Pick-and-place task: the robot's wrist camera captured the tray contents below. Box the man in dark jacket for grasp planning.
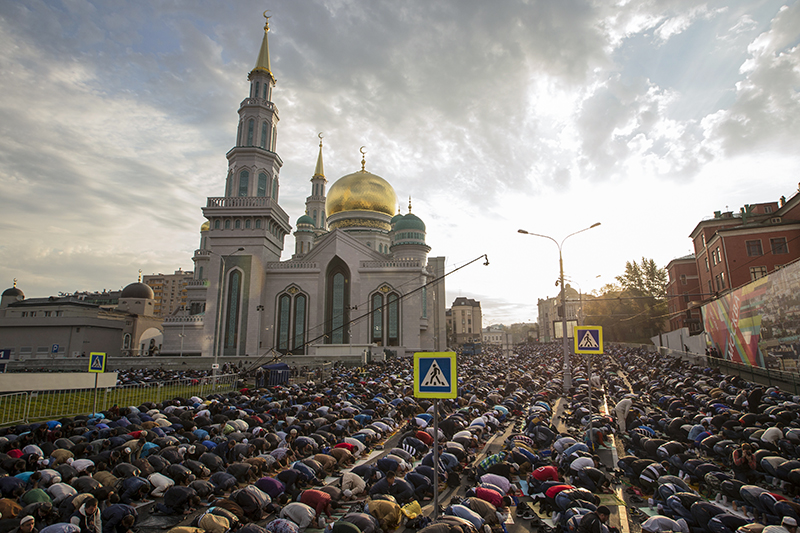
[100,504,137,533]
[577,505,610,533]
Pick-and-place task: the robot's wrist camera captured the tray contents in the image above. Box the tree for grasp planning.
[583,258,668,343]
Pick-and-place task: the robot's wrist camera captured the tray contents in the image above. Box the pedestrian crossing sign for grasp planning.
[88,352,106,373]
[414,352,457,399]
[574,326,603,354]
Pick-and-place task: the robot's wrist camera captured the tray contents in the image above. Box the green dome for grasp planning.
[297,214,315,226]
[390,212,404,226]
[393,213,425,232]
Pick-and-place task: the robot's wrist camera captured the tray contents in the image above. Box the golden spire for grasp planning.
[249,11,275,82]
[13,278,17,288]
[408,196,412,212]
[314,132,325,180]
[138,269,142,282]
[360,146,367,172]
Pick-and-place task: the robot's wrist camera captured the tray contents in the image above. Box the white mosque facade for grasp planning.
[159,17,447,364]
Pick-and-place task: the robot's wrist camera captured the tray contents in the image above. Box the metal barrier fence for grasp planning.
[0,374,239,427]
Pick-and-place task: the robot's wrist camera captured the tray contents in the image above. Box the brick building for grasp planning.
[143,269,193,317]
[689,190,800,302]
[665,255,702,334]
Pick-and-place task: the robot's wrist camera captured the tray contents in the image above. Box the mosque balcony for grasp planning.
[186,279,207,287]
[266,261,318,270]
[239,97,278,113]
[163,315,204,323]
[360,259,423,271]
[206,197,279,209]
[194,249,212,259]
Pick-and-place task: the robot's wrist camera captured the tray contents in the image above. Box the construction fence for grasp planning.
[0,373,240,427]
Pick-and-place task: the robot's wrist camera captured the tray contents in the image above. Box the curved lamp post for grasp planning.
[518,223,600,395]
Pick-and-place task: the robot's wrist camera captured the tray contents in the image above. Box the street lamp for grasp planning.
[518,223,601,395]
[213,247,244,380]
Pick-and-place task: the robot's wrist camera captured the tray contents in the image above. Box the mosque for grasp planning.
[159,15,447,364]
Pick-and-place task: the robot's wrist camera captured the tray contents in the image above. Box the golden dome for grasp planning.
[200,221,210,232]
[326,170,397,218]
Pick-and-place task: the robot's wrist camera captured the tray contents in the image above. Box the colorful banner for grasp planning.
[702,259,800,367]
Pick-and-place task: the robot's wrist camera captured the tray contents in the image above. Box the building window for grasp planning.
[746,240,763,256]
[683,295,690,303]
[214,220,221,229]
[422,286,427,318]
[765,205,773,213]
[704,257,709,272]
[223,270,242,352]
[44,311,51,317]
[254,81,259,98]
[263,84,268,99]
[123,333,131,350]
[225,220,231,229]
[260,123,268,150]
[771,237,788,254]
[715,272,726,291]
[234,219,241,229]
[680,274,687,285]
[326,259,350,344]
[372,293,383,345]
[257,173,268,197]
[708,280,713,295]
[277,294,290,352]
[701,234,706,247]
[387,292,400,346]
[238,171,249,197]
[198,266,203,280]
[255,219,261,229]
[293,294,306,352]
[750,266,768,280]
[246,119,254,146]
[272,179,278,200]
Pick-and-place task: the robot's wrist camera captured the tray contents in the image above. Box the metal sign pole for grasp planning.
[433,399,439,519]
[93,372,98,414]
[586,353,592,447]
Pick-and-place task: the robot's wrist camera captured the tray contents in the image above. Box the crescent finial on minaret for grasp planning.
[263,10,271,31]
[408,196,412,212]
[318,132,323,147]
[138,269,142,282]
[13,278,17,288]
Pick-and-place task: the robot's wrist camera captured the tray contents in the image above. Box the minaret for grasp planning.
[200,13,291,359]
[305,134,328,235]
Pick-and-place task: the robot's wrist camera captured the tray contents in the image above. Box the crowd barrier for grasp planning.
[0,373,240,427]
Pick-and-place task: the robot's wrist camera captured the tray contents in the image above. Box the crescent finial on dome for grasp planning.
[359,146,367,171]
[408,196,412,212]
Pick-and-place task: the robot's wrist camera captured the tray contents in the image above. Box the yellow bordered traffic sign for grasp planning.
[574,326,603,354]
[414,352,457,398]
[88,352,106,373]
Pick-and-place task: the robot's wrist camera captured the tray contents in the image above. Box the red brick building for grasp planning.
[666,255,702,334]
[688,188,800,303]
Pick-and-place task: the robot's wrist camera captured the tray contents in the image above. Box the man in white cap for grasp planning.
[764,516,797,533]
[15,515,37,533]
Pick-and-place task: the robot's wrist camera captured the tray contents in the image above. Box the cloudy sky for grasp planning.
[1,0,799,326]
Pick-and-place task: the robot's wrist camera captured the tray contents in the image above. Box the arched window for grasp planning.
[224,270,242,352]
[235,219,241,229]
[246,119,254,146]
[225,220,231,229]
[387,292,400,346]
[123,333,131,350]
[262,84,268,99]
[277,294,290,352]
[239,170,249,196]
[293,294,306,352]
[245,219,251,229]
[313,210,317,226]
[325,259,350,344]
[254,81,260,98]
[372,293,383,345]
[257,173,268,197]
[255,219,261,229]
[198,266,203,280]
[260,123,268,149]
[214,220,221,229]
[272,179,278,200]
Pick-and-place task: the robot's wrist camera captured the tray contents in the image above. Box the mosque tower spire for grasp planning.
[200,13,291,360]
[304,133,328,234]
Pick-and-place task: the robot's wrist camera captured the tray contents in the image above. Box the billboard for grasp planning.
[702,258,800,367]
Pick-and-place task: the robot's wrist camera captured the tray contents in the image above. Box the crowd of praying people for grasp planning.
[0,343,796,533]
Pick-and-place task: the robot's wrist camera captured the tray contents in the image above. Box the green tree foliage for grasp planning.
[583,258,668,343]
